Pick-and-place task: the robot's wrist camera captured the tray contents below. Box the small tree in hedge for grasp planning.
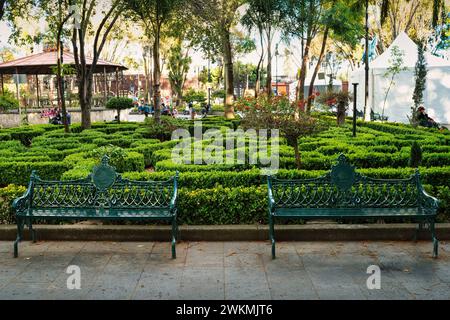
[237,95,328,169]
[410,40,427,127]
[105,97,133,124]
[0,90,19,112]
[409,141,422,168]
[317,90,352,126]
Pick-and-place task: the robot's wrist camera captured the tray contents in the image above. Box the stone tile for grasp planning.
[266,268,318,300]
[0,282,52,300]
[102,253,149,273]
[185,250,223,267]
[69,252,113,270]
[305,265,366,300]
[81,241,136,254]
[224,242,270,255]
[224,267,271,300]
[152,241,188,254]
[133,268,184,300]
[0,241,449,300]
[187,242,224,254]
[224,253,264,268]
[178,267,224,300]
[44,242,87,254]
[85,272,142,300]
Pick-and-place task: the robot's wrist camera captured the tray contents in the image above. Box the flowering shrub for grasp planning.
[236,95,328,169]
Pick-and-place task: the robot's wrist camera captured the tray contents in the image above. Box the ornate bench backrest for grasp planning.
[29,155,177,209]
[269,154,420,209]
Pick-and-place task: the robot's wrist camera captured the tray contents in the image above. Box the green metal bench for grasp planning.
[267,154,440,259]
[13,155,179,258]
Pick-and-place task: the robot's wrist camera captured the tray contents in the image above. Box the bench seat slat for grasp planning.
[19,208,173,218]
[273,207,431,218]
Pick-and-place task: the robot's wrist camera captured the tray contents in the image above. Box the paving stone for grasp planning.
[0,282,53,300]
[225,267,271,300]
[224,253,264,268]
[185,250,223,267]
[133,268,184,300]
[178,267,224,300]
[266,268,318,300]
[0,241,449,300]
[85,272,142,300]
[102,253,149,273]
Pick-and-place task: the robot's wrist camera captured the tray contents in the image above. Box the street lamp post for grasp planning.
[275,43,279,96]
[352,83,359,137]
[364,0,370,121]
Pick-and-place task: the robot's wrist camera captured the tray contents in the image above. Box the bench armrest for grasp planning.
[12,190,32,213]
[170,172,179,213]
[267,176,275,213]
[420,189,439,211]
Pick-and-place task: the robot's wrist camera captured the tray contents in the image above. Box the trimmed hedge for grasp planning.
[0,161,71,185]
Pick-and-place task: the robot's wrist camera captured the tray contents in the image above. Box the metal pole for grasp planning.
[60,40,68,131]
[15,67,21,119]
[103,66,107,105]
[35,74,40,108]
[116,67,119,97]
[208,87,211,107]
[364,0,369,121]
[352,83,358,137]
[275,43,278,96]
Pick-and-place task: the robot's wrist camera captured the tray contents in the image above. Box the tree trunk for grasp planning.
[255,28,264,99]
[306,27,329,113]
[223,28,234,119]
[117,108,121,124]
[296,37,312,110]
[266,30,272,97]
[293,140,301,169]
[153,26,161,123]
[79,74,93,129]
[337,101,346,126]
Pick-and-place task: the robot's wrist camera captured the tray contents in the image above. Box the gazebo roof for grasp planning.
[0,50,127,75]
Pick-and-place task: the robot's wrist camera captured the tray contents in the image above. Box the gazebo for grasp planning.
[0,48,127,112]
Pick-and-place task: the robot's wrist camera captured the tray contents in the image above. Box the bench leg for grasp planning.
[269,215,276,259]
[413,222,423,242]
[430,221,439,259]
[171,218,177,259]
[28,219,36,243]
[14,218,24,258]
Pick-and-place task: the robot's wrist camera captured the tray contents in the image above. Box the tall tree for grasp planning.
[126,0,183,123]
[241,0,288,97]
[284,0,323,109]
[167,38,192,107]
[411,40,427,126]
[70,0,123,129]
[306,0,364,112]
[188,0,245,119]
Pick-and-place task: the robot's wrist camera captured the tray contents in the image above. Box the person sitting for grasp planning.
[417,106,439,128]
[161,103,171,116]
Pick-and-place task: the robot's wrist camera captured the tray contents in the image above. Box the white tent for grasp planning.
[350,32,450,125]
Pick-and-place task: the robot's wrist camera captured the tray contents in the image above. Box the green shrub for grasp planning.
[409,141,422,168]
[0,132,11,141]
[7,126,46,146]
[0,184,26,224]
[177,186,267,224]
[0,91,19,111]
[90,146,145,172]
[105,97,133,123]
[0,161,71,186]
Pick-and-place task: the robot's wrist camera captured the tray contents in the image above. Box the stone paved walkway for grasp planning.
[0,241,449,300]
